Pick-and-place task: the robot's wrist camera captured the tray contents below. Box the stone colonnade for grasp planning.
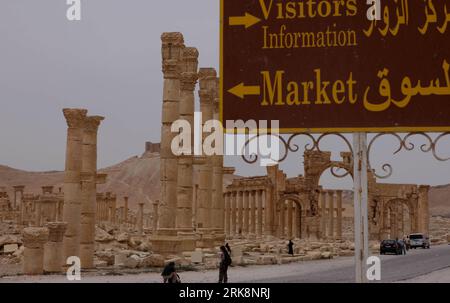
[152,32,225,253]
[318,190,343,240]
[224,188,266,238]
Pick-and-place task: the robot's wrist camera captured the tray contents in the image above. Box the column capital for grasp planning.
[161,32,185,79]
[181,47,199,73]
[46,222,67,242]
[63,108,87,128]
[180,72,198,91]
[84,116,105,132]
[13,185,25,191]
[22,227,49,247]
[199,68,217,91]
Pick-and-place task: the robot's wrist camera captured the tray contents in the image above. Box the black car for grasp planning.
[380,239,403,255]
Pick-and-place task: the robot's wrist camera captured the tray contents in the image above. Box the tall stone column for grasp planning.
[111,194,117,225]
[418,185,430,235]
[237,191,243,235]
[264,188,273,236]
[336,190,343,240]
[44,222,67,273]
[138,202,144,237]
[80,115,103,269]
[231,192,237,236]
[327,191,334,239]
[195,156,211,230]
[13,185,25,210]
[243,191,250,235]
[287,200,293,239]
[294,205,301,238]
[152,201,159,232]
[196,68,217,236]
[176,47,198,233]
[212,77,225,233]
[157,32,185,237]
[257,190,263,237]
[319,191,327,239]
[123,197,129,227]
[250,190,256,235]
[278,201,285,238]
[224,193,230,236]
[23,227,49,275]
[62,108,87,260]
[390,205,398,239]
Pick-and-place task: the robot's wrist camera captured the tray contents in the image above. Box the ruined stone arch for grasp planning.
[275,194,308,239]
[383,198,418,239]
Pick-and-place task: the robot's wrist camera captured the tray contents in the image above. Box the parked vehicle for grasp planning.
[409,233,430,249]
[380,239,403,255]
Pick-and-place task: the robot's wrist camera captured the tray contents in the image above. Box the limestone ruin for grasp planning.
[0,32,447,277]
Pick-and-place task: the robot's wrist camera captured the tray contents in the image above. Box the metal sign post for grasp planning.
[353,133,369,283]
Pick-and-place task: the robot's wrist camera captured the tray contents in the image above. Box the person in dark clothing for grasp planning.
[288,240,294,256]
[219,246,232,283]
[161,262,180,283]
[225,243,232,254]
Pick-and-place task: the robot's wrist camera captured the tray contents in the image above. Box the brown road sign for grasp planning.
[220,0,450,133]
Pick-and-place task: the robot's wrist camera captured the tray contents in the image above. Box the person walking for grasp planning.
[288,240,294,256]
[225,243,232,254]
[218,246,232,283]
[161,262,180,283]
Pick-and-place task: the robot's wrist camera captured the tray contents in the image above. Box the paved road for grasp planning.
[2,245,449,283]
[247,244,450,283]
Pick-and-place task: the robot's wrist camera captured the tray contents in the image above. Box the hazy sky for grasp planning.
[1,0,450,189]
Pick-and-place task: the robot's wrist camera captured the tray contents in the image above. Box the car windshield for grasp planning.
[410,235,424,240]
[383,240,396,244]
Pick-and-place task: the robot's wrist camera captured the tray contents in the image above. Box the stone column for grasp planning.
[390,205,398,239]
[44,222,67,273]
[287,200,293,239]
[257,190,263,237]
[123,197,129,227]
[319,191,327,239]
[23,227,49,275]
[294,205,301,238]
[243,191,250,235]
[327,191,334,239]
[195,156,211,230]
[80,115,103,269]
[176,47,198,233]
[13,185,25,210]
[158,32,185,237]
[62,108,87,260]
[237,191,243,235]
[418,185,430,235]
[231,192,237,236]
[195,68,216,235]
[264,188,273,236]
[250,190,256,235]
[336,190,343,240]
[152,201,159,231]
[138,202,144,236]
[224,193,230,236]
[278,201,285,238]
[111,194,117,225]
[212,77,225,233]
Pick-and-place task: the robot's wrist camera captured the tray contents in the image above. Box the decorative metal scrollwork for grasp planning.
[367,132,450,179]
[240,131,450,180]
